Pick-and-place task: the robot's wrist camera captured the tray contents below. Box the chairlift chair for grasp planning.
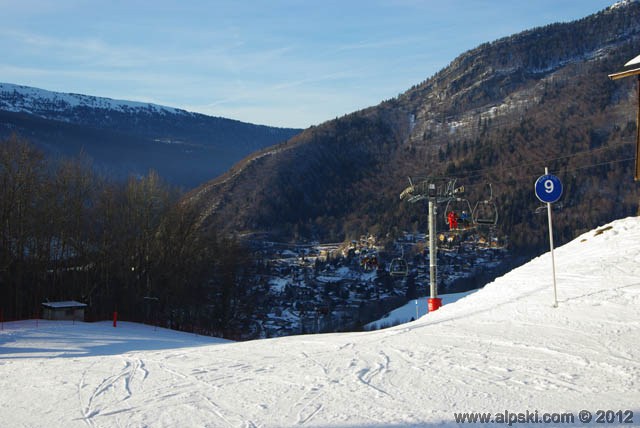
[472,183,498,226]
[390,244,408,276]
[443,197,474,231]
[472,200,498,225]
[389,258,409,276]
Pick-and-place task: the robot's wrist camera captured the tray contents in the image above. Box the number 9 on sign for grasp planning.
[535,174,563,203]
[544,179,554,193]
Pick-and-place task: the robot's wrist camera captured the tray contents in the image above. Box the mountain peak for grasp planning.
[610,0,638,10]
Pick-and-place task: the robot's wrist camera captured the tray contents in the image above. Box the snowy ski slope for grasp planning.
[1,217,639,427]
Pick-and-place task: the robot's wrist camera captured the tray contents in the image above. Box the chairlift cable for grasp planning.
[442,156,635,187]
[398,137,634,182]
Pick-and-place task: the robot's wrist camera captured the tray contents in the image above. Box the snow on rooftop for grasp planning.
[268,277,289,292]
[2,216,640,426]
[41,301,87,309]
[625,53,640,67]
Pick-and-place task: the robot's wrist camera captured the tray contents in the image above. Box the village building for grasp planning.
[41,301,87,321]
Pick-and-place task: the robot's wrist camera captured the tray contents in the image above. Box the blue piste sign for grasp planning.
[535,174,563,204]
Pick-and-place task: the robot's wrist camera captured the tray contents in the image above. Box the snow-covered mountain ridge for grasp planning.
[0,82,187,120]
[0,82,301,188]
[611,0,639,10]
[1,216,639,426]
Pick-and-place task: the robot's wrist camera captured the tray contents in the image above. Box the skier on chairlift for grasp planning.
[459,210,470,228]
[447,211,458,230]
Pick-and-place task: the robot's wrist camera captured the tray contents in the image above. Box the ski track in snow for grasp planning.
[78,356,150,426]
[2,217,640,426]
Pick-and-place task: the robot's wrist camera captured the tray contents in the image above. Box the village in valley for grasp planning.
[248,228,509,338]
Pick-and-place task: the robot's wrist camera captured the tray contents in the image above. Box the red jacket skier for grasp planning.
[447,211,458,230]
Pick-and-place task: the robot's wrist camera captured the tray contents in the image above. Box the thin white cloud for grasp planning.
[333,35,430,54]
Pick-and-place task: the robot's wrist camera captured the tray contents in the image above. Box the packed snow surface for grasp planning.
[2,217,640,427]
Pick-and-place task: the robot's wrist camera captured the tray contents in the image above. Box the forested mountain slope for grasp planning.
[190,1,640,254]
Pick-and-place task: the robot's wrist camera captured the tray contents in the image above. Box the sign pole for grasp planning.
[535,167,563,308]
[545,168,559,308]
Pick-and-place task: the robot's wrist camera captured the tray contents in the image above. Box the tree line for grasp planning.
[0,135,257,338]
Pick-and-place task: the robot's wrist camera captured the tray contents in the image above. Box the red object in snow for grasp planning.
[428,297,442,312]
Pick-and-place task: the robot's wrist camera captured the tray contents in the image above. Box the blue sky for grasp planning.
[0,0,617,128]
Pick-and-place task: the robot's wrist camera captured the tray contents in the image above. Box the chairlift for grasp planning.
[443,197,474,231]
[389,258,409,276]
[472,200,498,225]
[472,183,498,226]
[389,245,408,276]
